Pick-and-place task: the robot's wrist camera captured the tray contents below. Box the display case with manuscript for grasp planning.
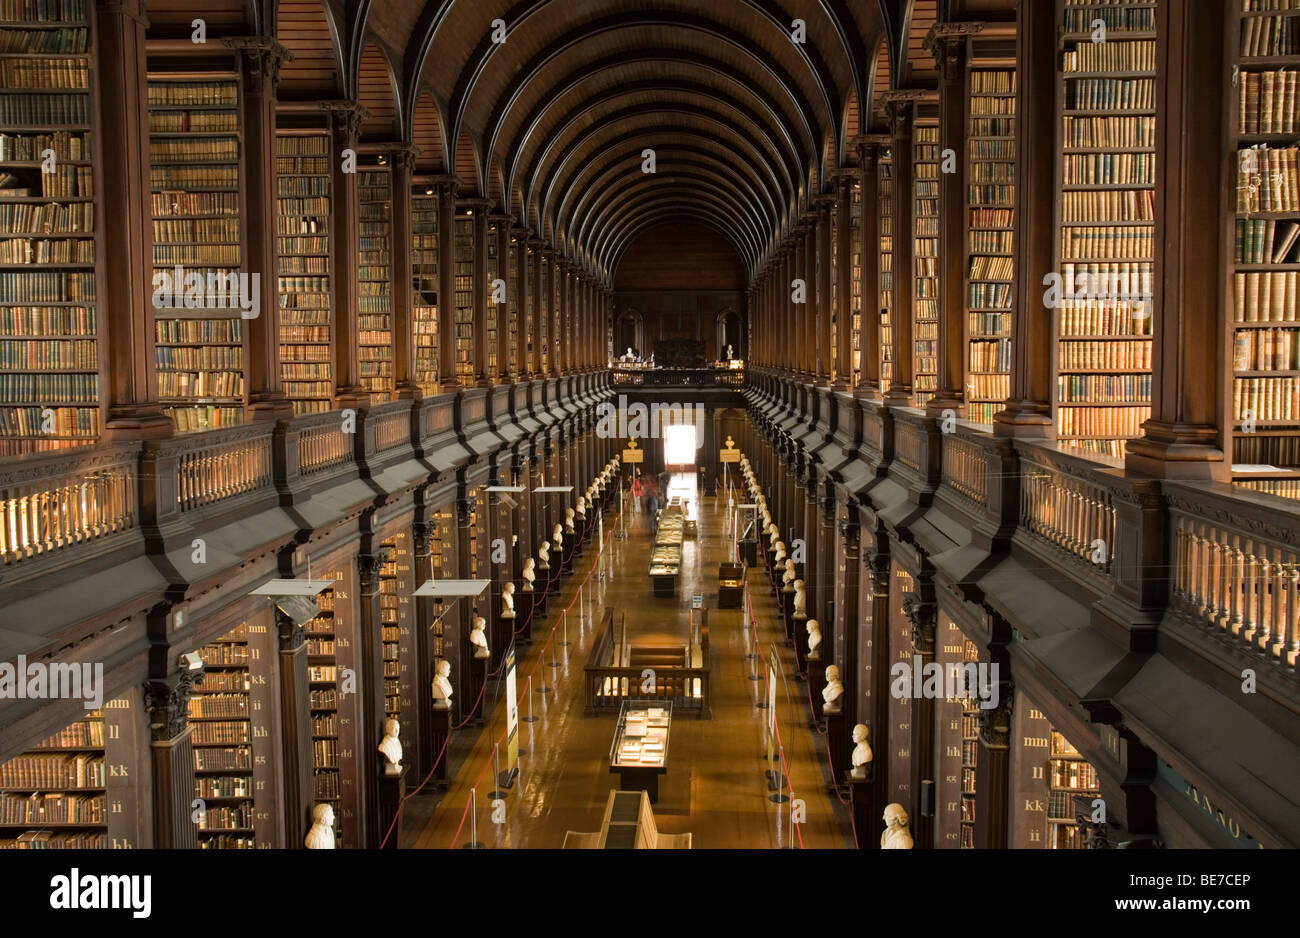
[608,700,672,803]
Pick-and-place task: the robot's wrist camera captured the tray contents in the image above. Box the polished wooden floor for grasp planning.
[407,472,851,849]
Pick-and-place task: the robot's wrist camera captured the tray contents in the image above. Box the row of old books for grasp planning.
[1057,405,1148,439]
[147,81,237,108]
[163,404,241,433]
[157,370,243,399]
[1234,326,1300,369]
[1058,373,1152,403]
[155,318,240,344]
[1236,218,1300,263]
[190,721,249,746]
[1234,270,1300,320]
[1065,78,1154,111]
[1234,376,1300,419]
[1236,145,1300,212]
[1063,115,1154,149]
[0,752,103,790]
[1063,39,1154,73]
[1062,153,1154,186]
[152,191,237,217]
[1239,68,1300,133]
[1062,2,1151,32]
[0,200,92,232]
[1241,11,1300,56]
[0,791,103,824]
[0,270,92,301]
[0,26,85,54]
[1060,226,1153,259]
[149,110,237,134]
[0,1,87,21]
[0,237,92,264]
[0,373,96,401]
[969,338,1011,372]
[1060,188,1154,222]
[1058,339,1153,371]
[188,693,249,719]
[0,404,95,436]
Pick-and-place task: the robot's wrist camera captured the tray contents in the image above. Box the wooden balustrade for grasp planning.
[895,421,924,471]
[168,424,274,513]
[371,402,412,453]
[0,443,139,565]
[1017,450,1117,577]
[941,434,990,507]
[584,609,712,716]
[299,413,355,477]
[863,407,884,452]
[1169,496,1300,671]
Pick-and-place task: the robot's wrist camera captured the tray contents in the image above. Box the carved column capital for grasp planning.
[977,687,1013,750]
[276,606,306,651]
[358,553,382,591]
[143,668,200,742]
[901,591,937,655]
[319,100,370,143]
[388,143,420,173]
[223,36,294,97]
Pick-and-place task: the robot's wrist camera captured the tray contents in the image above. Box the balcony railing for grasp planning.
[169,423,274,513]
[610,365,745,388]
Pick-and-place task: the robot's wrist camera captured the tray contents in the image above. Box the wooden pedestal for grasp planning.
[377,764,407,850]
[469,653,489,724]
[518,589,535,643]
[849,767,877,849]
[795,615,810,679]
[781,588,795,643]
[429,706,452,782]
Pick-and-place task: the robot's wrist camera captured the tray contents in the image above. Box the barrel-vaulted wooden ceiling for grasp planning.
[144,0,1013,283]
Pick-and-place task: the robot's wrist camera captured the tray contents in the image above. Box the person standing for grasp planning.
[630,473,643,513]
[646,487,660,536]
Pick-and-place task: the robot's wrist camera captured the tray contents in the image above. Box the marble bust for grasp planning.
[851,724,873,778]
[774,541,787,564]
[782,565,796,590]
[522,557,536,590]
[576,496,587,520]
[552,523,564,549]
[538,541,550,568]
[470,616,490,658]
[822,665,844,711]
[378,717,402,773]
[881,803,914,850]
[502,581,516,618]
[432,659,454,707]
[806,619,822,655]
[305,803,336,849]
[793,579,807,616]
[564,508,576,534]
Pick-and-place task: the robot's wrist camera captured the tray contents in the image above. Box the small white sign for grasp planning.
[692,594,703,609]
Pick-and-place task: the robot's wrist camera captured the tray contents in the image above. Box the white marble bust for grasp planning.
[576,496,587,519]
[793,579,807,616]
[378,717,402,773]
[822,664,844,710]
[538,541,550,568]
[432,659,454,707]
[552,523,564,549]
[806,619,821,655]
[305,803,336,849]
[564,508,575,534]
[851,724,873,777]
[782,565,796,590]
[774,540,787,564]
[881,803,914,850]
[522,557,536,590]
[470,616,490,658]
[502,581,516,618]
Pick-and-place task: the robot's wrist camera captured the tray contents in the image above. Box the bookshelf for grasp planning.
[190,621,256,848]
[412,187,438,394]
[486,226,498,378]
[914,121,940,407]
[454,214,474,382]
[880,150,894,390]
[380,543,400,720]
[539,255,550,373]
[960,637,980,849]
[851,180,863,385]
[828,198,839,379]
[148,72,246,434]
[306,565,359,845]
[429,506,454,659]
[276,130,332,414]
[1055,0,1156,457]
[1047,728,1100,848]
[508,234,520,376]
[358,165,393,401]
[1231,2,1300,497]
[0,0,100,454]
[965,64,1016,425]
[0,710,106,848]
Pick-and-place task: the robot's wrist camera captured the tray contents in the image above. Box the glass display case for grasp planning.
[608,700,672,802]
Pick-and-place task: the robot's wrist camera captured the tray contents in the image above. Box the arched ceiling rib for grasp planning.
[342,0,886,281]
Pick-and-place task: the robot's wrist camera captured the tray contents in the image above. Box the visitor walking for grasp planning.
[630,473,643,513]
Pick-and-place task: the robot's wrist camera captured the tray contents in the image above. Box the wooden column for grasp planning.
[815,196,834,385]
[144,670,199,849]
[527,238,542,376]
[833,172,854,387]
[462,199,491,387]
[867,552,892,823]
[904,594,937,848]
[324,102,369,405]
[543,249,558,376]
[390,145,419,399]
[974,682,1012,848]
[95,0,171,438]
[803,215,818,377]
[492,215,512,382]
[994,0,1056,437]
[839,516,861,724]
[856,139,885,399]
[437,179,460,390]
[355,553,384,847]
[884,97,917,404]
[926,30,972,417]
[275,610,314,846]
[228,37,293,421]
[410,519,436,778]
[512,228,528,378]
[1125,0,1229,479]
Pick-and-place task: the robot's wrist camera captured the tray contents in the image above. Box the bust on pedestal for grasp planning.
[521,559,536,591]
[470,616,490,659]
[806,619,822,657]
[432,659,454,708]
[881,803,914,849]
[793,579,807,617]
[305,803,336,849]
[378,717,403,774]
[822,664,844,714]
[552,524,564,551]
[564,508,575,535]
[851,724,873,779]
[501,581,516,618]
[537,542,550,569]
